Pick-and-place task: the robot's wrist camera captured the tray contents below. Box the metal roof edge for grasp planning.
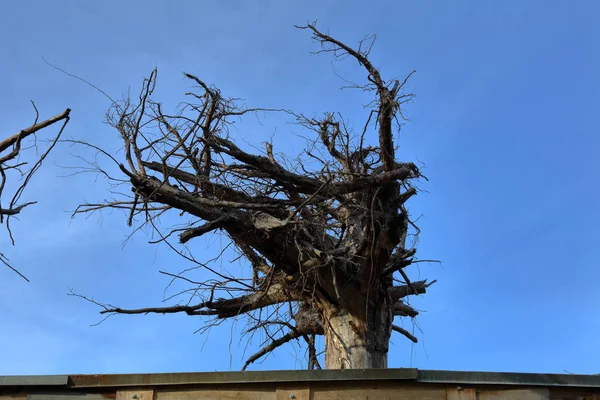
[418,370,600,388]
[0,375,69,387]
[2,369,600,389]
[67,368,418,388]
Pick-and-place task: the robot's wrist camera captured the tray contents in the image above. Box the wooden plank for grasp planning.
[447,387,476,400]
[478,388,550,400]
[312,384,445,400]
[116,390,153,400]
[1,396,26,400]
[156,388,275,400]
[550,388,599,400]
[28,395,111,400]
[276,385,311,400]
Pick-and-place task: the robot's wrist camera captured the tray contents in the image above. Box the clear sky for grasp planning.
[1,0,599,375]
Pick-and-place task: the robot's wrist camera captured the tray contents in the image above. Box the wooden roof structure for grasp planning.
[2,369,599,400]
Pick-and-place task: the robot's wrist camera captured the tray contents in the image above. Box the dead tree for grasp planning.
[73,23,434,369]
[1,106,70,281]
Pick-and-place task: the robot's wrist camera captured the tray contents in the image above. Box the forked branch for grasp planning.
[1,106,71,281]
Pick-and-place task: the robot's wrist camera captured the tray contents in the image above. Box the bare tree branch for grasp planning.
[392,324,418,343]
[0,107,71,281]
[242,330,303,371]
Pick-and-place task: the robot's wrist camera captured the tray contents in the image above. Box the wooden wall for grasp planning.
[2,381,599,400]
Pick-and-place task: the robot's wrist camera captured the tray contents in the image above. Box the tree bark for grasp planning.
[323,295,393,369]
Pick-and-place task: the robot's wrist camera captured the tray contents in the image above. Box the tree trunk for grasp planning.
[323,298,392,369]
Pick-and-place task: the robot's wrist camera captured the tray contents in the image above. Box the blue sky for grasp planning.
[1,0,599,375]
